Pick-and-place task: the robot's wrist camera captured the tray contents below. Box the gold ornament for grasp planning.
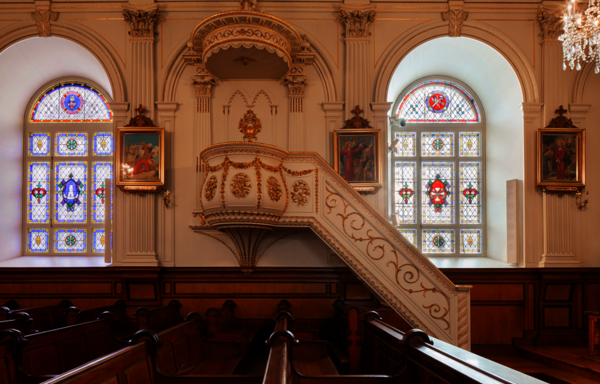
[204,176,218,201]
[231,173,251,199]
[403,139,408,150]
[267,177,282,202]
[239,110,262,142]
[467,138,473,149]
[101,138,107,150]
[100,235,106,246]
[291,181,310,206]
[37,139,43,150]
[35,235,41,246]
[467,236,473,247]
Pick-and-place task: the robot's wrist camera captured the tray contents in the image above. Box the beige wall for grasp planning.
[0,0,598,268]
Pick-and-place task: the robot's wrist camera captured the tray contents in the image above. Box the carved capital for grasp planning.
[338,10,375,39]
[441,9,468,37]
[192,65,217,97]
[282,65,306,97]
[537,7,562,41]
[31,10,58,37]
[123,9,159,39]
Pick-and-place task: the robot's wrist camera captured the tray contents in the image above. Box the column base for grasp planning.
[538,254,581,268]
[115,253,160,267]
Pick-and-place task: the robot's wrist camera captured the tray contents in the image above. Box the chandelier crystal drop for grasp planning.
[559,0,600,73]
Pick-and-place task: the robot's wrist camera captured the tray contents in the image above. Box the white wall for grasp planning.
[0,37,111,261]
[386,37,524,262]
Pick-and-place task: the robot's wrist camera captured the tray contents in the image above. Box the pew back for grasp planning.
[136,301,183,333]
[11,301,73,333]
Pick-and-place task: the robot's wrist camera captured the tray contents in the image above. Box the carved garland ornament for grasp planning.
[204,176,218,201]
[32,10,59,37]
[325,184,450,330]
[291,181,310,207]
[441,9,468,38]
[267,177,283,202]
[231,173,252,198]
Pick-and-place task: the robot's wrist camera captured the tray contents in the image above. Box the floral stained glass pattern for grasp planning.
[92,229,111,253]
[397,81,480,123]
[459,162,481,224]
[29,133,51,156]
[393,132,416,157]
[56,133,88,157]
[459,132,481,156]
[394,162,417,224]
[92,162,113,224]
[421,132,454,157]
[28,162,50,224]
[93,132,114,156]
[422,229,455,254]
[31,82,112,123]
[54,229,86,253]
[55,162,87,223]
[460,229,481,254]
[422,162,454,224]
[28,229,49,253]
[398,229,417,247]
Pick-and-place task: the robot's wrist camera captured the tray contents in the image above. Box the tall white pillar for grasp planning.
[322,102,345,163]
[284,65,307,151]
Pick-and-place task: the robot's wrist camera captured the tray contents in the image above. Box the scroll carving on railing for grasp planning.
[325,184,450,331]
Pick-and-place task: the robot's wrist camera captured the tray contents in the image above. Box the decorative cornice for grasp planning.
[537,6,562,41]
[191,65,217,97]
[123,8,159,39]
[31,9,58,37]
[338,9,375,39]
[282,65,307,97]
[441,9,468,37]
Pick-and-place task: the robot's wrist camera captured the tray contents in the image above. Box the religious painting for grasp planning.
[537,128,585,191]
[115,127,165,192]
[333,129,381,192]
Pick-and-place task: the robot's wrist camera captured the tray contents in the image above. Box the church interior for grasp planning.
[1,0,599,382]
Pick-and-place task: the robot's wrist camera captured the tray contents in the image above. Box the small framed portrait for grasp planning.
[115,127,165,192]
[537,128,585,191]
[333,128,382,192]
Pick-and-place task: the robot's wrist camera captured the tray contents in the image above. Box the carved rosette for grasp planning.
[231,173,252,198]
[338,10,375,39]
[291,181,310,206]
[441,9,468,37]
[31,10,59,38]
[123,9,160,39]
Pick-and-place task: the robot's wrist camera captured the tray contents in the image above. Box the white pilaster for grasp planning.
[371,102,393,215]
[322,102,345,163]
[539,190,581,267]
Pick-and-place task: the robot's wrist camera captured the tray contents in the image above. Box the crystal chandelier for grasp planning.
[560,0,600,73]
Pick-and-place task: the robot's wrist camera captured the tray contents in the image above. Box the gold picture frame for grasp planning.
[537,128,585,192]
[115,127,165,193]
[333,128,382,193]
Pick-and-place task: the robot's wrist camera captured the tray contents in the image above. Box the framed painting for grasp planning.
[537,128,585,191]
[115,127,165,193]
[333,128,382,193]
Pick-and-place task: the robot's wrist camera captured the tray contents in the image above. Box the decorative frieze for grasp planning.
[31,10,58,37]
[441,9,469,37]
[537,7,562,41]
[123,9,160,39]
[338,10,376,39]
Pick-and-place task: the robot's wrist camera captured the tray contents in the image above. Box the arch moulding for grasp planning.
[374,21,539,105]
[0,23,126,103]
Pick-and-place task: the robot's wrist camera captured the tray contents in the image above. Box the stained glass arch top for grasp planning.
[31,82,113,123]
[397,81,480,123]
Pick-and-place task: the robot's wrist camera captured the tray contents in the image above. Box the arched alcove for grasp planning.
[387,37,523,262]
[0,37,113,261]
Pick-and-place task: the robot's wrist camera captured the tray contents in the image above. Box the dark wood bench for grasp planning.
[135,300,183,333]
[0,312,33,335]
[8,301,73,333]
[65,300,131,339]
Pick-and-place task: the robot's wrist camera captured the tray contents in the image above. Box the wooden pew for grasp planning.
[8,301,73,333]
[135,300,183,333]
[65,300,131,339]
[0,313,33,335]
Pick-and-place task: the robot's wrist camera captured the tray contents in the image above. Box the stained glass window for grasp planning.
[422,162,454,224]
[92,162,113,224]
[459,162,481,224]
[31,82,112,123]
[397,81,480,123]
[421,132,454,157]
[422,229,455,254]
[395,161,417,224]
[460,229,481,254]
[393,132,416,157]
[29,133,51,156]
[93,132,114,156]
[459,132,481,156]
[28,229,49,253]
[56,133,88,156]
[55,162,87,223]
[92,229,110,253]
[54,229,87,253]
[398,229,417,247]
[28,162,50,224]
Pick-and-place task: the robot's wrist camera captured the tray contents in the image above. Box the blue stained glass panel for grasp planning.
[29,133,50,156]
[28,229,49,253]
[56,133,88,156]
[422,162,455,224]
[459,132,481,157]
[93,132,114,156]
[55,229,86,253]
[92,162,113,223]
[459,162,481,224]
[422,229,455,254]
[55,162,87,223]
[28,161,50,224]
[460,229,482,254]
[92,229,112,253]
[394,161,417,224]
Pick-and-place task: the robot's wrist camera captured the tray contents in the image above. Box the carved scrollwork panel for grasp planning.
[291,181,310,207]
[204,176,218,201]
[231,173,251,199]
[267,177,282,202]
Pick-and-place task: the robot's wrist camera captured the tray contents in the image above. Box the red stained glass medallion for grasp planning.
[398,183,414,203]
[427,92,448,113]
[433,235,445,248]
[427,174,451,212]
[462,182,478,204]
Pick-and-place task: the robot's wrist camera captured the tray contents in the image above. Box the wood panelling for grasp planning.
[174,282,327,295]
[544,306,572,329]
[0,282,111,295]
[544,284,573,302]
[127,283,157,301]
[470,284,524,302]
[471,306,526,344]
[345,283,372,301]
[587,284,600,312]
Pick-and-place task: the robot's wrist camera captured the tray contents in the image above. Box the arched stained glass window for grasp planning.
[30,82,113,123]
[397,81,480,123]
